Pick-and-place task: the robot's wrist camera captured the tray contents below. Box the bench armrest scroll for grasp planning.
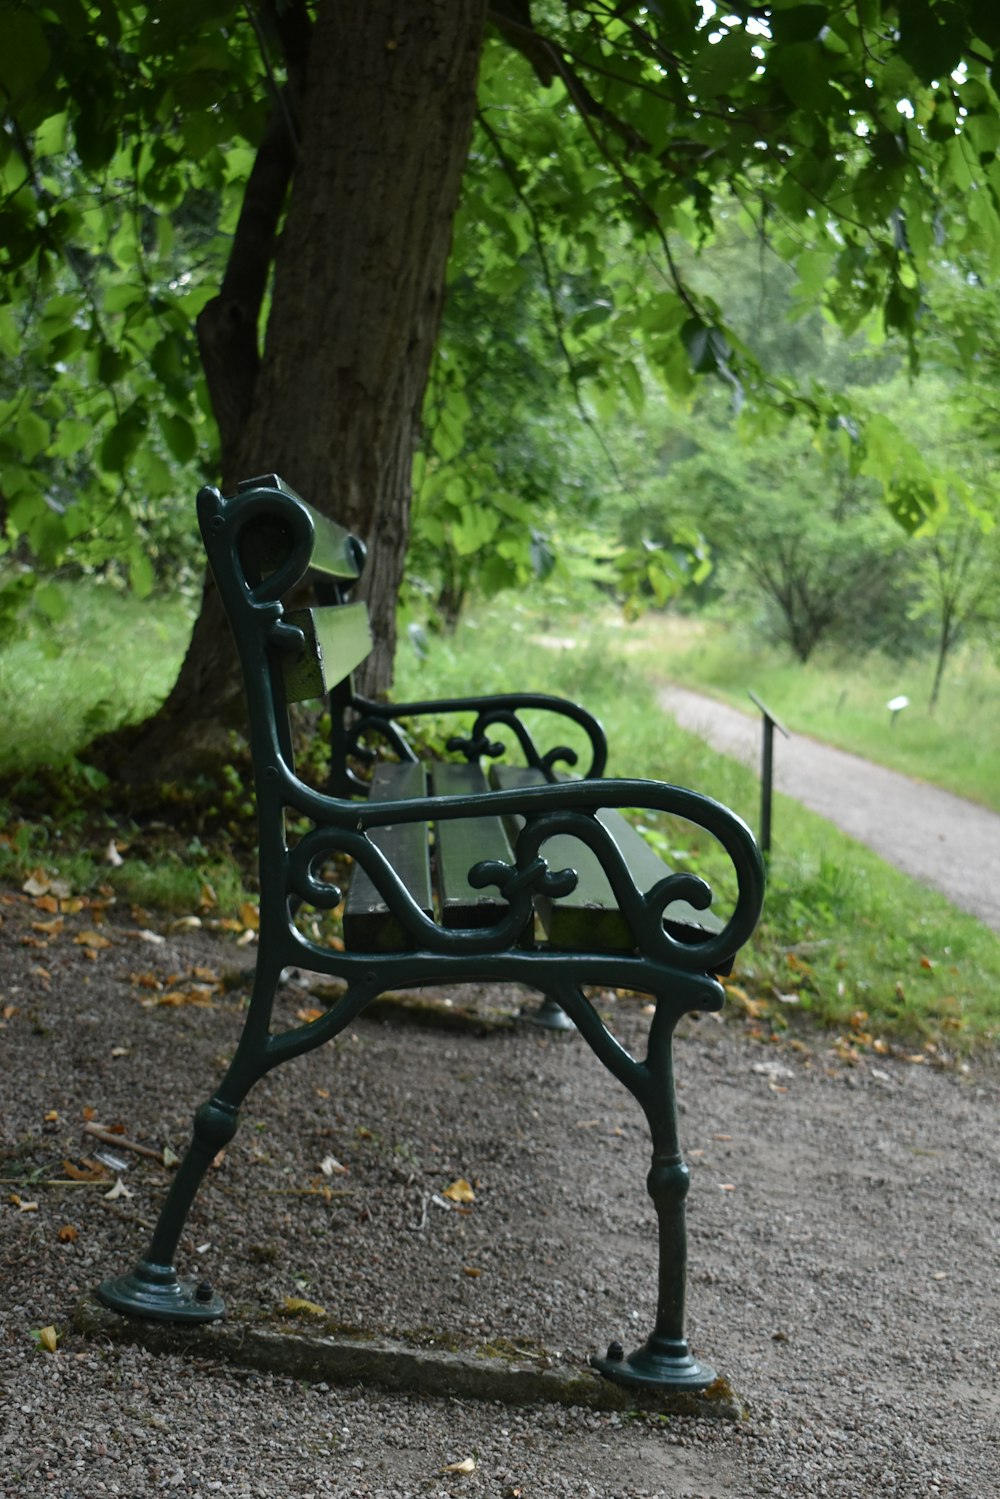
[347,691,608,781]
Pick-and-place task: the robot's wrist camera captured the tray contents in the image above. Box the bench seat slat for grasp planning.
[342,762,432,951]
[280,603,373,702]
[430,762,525,931]
[491,766,726,957]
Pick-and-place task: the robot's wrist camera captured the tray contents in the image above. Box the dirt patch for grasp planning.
[2,888,998,1496]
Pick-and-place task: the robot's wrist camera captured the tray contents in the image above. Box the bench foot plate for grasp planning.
[522,996,576,1031]
[591,1334,716,1392]
[97,1260,225,1324]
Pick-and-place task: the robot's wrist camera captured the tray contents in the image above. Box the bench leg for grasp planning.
[584,996,717,1391]
[96,953,286,1323]
[523,994,576,1031]
[96,1089,242,1323]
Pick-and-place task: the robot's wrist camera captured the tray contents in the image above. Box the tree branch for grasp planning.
[476,108,631,490]
[196,2,313,474]
[195,97,297,472]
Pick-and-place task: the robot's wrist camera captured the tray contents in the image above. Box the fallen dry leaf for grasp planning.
[319,1155,348,1177]
[63,1158,108,1182]
[239,901,260,932]
[442,1457,477,1476]
[22,871,52,897]
[105,840,124,868]
[442,1178,475,1204]
[104,1178,133,1200]
[9,1194,38,1211]
[75,930,112,951]
[282,1296,327,1319]
[297,1007,325,1024]
[57,1225,78,1243]
[462,1266,483,1278]
[130,929,166,945]
[35,1326,59,1353]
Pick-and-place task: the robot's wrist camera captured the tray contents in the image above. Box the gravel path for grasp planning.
[1,890,998,1497]
[658,685,1000,933]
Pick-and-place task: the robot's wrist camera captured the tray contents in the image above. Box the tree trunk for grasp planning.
[101,1,488,784]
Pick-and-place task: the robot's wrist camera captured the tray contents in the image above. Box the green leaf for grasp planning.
[100,404,148,473]
[0,10,51,108]
[16,409,50,462]
[158,411,196,463]
[129,550,155,598]
[34,581,69,623]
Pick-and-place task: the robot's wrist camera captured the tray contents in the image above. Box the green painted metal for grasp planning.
[236,473,364,582]
[492,766,726,956]
[279,603,372,703]
[342,761,433,951]
[97,475,766,1392]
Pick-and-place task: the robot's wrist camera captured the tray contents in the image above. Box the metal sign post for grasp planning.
[748,691,790,858]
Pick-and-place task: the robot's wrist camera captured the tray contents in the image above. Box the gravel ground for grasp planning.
[1,887,998,1498]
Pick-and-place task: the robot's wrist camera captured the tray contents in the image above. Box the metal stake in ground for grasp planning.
[748,691,789,859]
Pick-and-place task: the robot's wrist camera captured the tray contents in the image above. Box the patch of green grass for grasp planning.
[1,576,998,1053]
[0,577,195,776]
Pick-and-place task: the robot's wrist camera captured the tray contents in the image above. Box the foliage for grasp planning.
[5,1,1000,639]
[0,0,269,616]
[629,414,920,661]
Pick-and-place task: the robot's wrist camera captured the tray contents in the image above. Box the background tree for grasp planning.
[4,1,1000,782]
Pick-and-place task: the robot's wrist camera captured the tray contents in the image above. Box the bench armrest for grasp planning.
[344,691,608,784]
[286,773,764,977]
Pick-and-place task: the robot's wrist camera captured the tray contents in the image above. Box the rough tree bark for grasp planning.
[105,1,488,783]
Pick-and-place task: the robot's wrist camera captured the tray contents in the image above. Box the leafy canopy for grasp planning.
[3,0,1000,620]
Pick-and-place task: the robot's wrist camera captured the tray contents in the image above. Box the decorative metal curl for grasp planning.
[286,842,344,911]
[468,855,579,903]
[446,733,505,760]
[345,713,417,766]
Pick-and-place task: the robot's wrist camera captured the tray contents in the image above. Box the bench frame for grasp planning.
[98,475,765,1394]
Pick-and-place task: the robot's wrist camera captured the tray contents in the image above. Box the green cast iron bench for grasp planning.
[98,474,765,1394]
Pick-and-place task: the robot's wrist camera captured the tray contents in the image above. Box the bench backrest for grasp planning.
[197,474,371,773]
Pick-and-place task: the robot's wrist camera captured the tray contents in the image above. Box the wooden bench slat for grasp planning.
[491,766,725,955]
[237,474,362,580]
[429,762,525,930]
[280,603,373,702]
[342,761,432,951]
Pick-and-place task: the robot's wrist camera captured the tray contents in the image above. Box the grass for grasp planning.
[398,594,1000,1055]
[618,613,1000,813]
[1,575,999,1055]
[0,578,195,775]
[0,578,259,917]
